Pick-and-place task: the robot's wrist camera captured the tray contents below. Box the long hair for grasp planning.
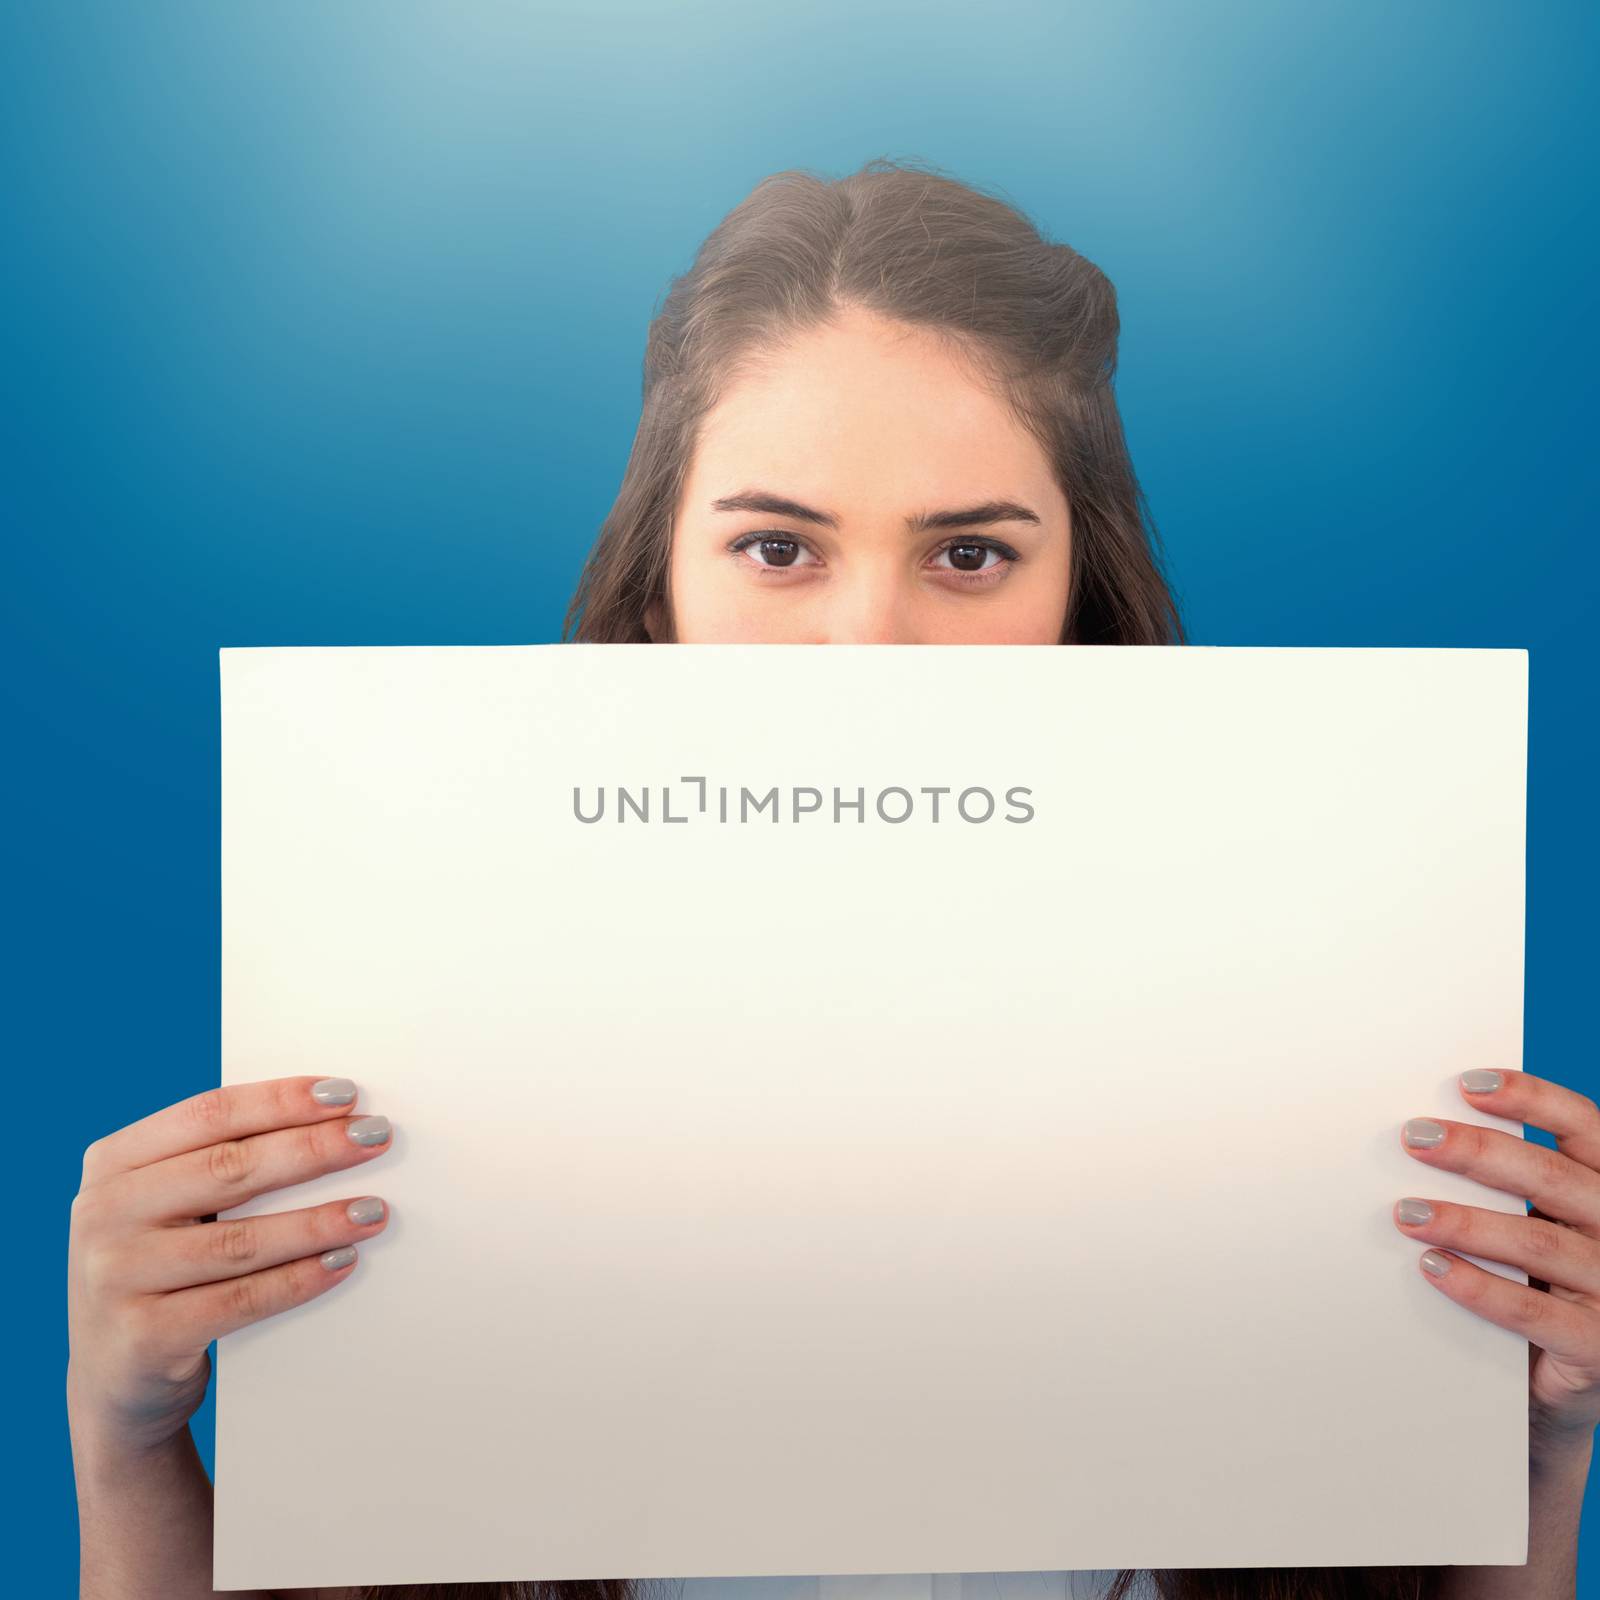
[564,156,1183,646]
[367,162,1439,1600]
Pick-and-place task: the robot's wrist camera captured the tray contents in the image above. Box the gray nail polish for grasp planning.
[1397,1197,1434,1225]
[1460,1069,1504,1094]
[1420,1249,1452,1277]
[347,1196,386,1225]
[1403,1117,1446,1149]
[321,1245,357,1271]
[312,1077,357,1105]
[346,1114,392,1147]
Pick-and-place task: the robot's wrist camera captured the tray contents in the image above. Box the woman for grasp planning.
[68,159,1597,1600]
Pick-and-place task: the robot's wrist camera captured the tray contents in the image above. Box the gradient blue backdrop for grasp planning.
[9,2,1596,1592]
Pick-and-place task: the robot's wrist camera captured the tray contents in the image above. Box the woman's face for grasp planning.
[651,304,1073,644]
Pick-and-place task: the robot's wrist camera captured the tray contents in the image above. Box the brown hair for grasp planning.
[563,155,1183,645]
[364,161,1440,1600]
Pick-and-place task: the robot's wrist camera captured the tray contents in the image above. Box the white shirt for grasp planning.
[672,1572,1122,1600]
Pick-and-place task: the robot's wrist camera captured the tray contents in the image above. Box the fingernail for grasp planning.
[346,1196,386,1225]
[1420,1249,1452,1277]
[1460,1069,1504,1094]
[321,1245,357,1271]
[346,1114,392,1147]
[1396,1197,1434,1225]
[1403,1117,1446,1149]
[312,1077,357,1105]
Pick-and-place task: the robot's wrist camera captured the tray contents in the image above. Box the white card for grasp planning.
[215,643,1529,1590]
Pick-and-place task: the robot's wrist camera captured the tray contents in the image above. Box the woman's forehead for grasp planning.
[685,361,1062,525]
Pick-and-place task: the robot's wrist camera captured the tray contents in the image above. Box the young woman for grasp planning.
[68,159,1598,1600]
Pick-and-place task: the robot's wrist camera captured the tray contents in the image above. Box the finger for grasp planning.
[1393,1195,1600,1296]
[1405,1243,1600,1365]
[83,1076,364,1180]
[158,1236,370,1345]
[123,1195,390,1293]
[1400,1115,1600,1231]
[114,1112,394,1224]
[1525,1204,1587,1297]
[1458,1068,1600,1171]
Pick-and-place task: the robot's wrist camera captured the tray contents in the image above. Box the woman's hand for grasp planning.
[1394,1067,1600,1470]
[67,1075,395,1457]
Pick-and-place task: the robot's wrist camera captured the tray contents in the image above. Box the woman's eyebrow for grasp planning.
[910,498,1043,533]
[711,490,840,528]
[710,490,1042,532]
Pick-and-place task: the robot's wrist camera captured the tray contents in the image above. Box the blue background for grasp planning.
[9,2,1596,1591]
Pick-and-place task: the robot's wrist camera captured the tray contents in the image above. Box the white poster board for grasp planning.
[215,643,1529,1591]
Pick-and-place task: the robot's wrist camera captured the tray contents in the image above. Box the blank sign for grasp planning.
[215,644,1528,1591]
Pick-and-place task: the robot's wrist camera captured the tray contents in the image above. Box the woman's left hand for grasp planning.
[1396,1067,1600,1469]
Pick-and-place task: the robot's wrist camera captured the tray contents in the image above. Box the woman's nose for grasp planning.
[818,579,919,644]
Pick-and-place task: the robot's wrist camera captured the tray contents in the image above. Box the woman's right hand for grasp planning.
[66,1075,395,1458]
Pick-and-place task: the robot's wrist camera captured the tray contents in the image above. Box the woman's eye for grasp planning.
[931,540,1014,576]
[731,535,819,570]
[727,532,1017,582]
